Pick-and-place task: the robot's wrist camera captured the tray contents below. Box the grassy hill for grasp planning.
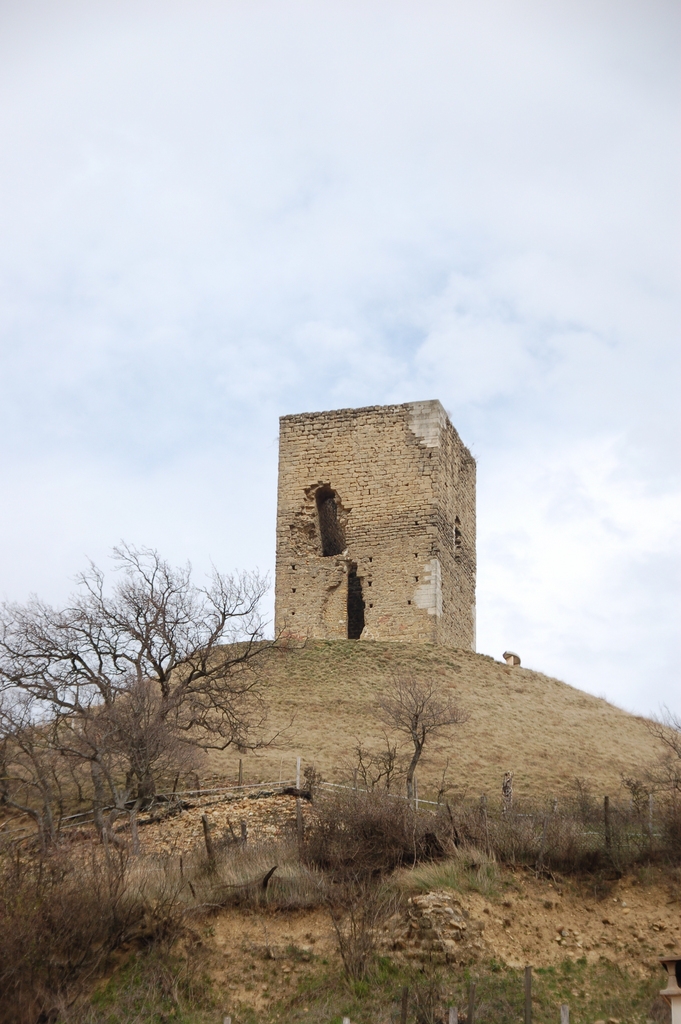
[210,640,658,802]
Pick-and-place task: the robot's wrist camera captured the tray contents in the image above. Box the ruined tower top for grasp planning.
[274,400,476,649]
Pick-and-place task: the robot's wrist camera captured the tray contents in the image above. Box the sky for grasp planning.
[0,1,679,716]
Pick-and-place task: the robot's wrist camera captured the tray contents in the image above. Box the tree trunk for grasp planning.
[129,802,141,855]
[405,744,422,800]
[91,760,107,838]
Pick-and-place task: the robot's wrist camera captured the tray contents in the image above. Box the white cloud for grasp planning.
[0,0,679,713]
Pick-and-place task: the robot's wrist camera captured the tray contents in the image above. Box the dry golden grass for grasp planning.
[210,640,661,802]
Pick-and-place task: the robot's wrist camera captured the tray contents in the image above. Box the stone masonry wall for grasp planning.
[274,401,476,649]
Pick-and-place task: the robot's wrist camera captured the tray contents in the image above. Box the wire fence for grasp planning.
[1,759,678,869]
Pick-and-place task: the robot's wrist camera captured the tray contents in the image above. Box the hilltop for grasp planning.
[211,640,658,800]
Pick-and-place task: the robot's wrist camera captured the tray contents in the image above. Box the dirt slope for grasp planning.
[210,641,659,801]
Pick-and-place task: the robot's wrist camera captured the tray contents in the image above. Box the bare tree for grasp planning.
[0,691,66,848]
[0,545,277,838]
[646,707,681,794]
[343,733,407,792]
[377,674,469,799]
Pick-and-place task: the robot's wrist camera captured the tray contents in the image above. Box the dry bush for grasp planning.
[302,789,449,876]
[177,837,324,911]
[650,995,672,1023]
[0,844,146,1024]
[0,828,325,1024]
[443,787,681,876]
[409,967,449,1024]
[325,873,399,981]
[659,797,681,855]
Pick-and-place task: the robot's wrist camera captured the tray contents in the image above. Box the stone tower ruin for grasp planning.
[274,401,476,649]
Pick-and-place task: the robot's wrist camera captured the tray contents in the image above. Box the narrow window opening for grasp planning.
[455,516,462,555]
[407,600,412,605]
[347,565,365,639]
[369,557,372,562]
[291,587,296,593]
[316,486,346,556]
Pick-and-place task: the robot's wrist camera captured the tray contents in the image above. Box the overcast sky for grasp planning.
[0,1,679,716]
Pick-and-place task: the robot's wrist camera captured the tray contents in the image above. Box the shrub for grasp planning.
[0,844,145,1024]
[325,874,399,982]
[302,789,449,876]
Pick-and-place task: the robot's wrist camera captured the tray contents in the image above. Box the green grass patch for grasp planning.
[394,846,500,898]
[62,949,216,1024]
[68,945,667,1024]
[255,955,664,1024]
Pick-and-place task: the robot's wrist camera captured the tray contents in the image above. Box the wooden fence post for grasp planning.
[560,1004,569,1023]
[201,813,216,869]
[524,966,532,1023]
[296,756,303,845]
[240,820,248,845]
[448,1005,458,1024]
[400,985,409,1024]
[648,791,654,848]
[479,795,489,855]
[238,758,243,787]
[604,795,612,853]
[467,982,476,1024]
[414,774,419,811]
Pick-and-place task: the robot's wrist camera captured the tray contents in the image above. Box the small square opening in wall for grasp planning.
[407,600,412,605]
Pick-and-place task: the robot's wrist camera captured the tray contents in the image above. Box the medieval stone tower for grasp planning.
[274,401,476,649]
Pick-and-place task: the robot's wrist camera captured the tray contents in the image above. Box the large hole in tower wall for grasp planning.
[315,486,346,556]
[347,566,365,639]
